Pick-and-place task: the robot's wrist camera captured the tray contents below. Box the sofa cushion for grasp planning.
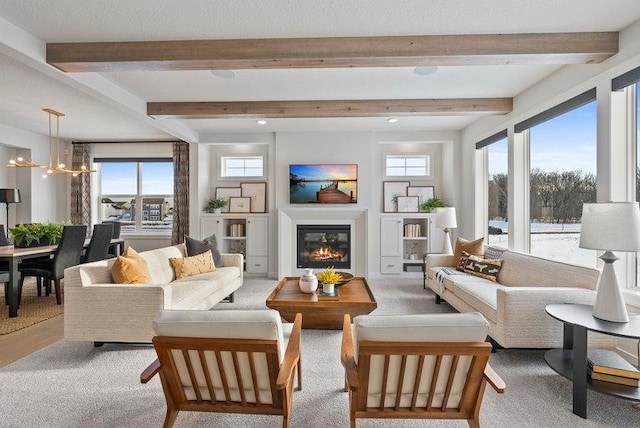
[111,248,152,284]
[139,245,185,284]
[464,254,503,282]
[169,250,216,279]
[452,237,484,267]
[452,280,499,324]
[185,234,224,267]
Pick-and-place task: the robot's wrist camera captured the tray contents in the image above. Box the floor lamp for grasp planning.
[0,188,21,241]
[436,207,457,255]
[579,202,640,323]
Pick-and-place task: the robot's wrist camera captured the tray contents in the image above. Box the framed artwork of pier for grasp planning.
[289,164,358,204]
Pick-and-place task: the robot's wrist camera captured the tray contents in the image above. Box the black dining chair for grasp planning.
[0,225,10,304]
[81,223,114,263]
[18,224,87,305]
[102,221,122,258]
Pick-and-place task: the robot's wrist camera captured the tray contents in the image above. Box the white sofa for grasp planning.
[63,244,243,344]
[426,249,615,349]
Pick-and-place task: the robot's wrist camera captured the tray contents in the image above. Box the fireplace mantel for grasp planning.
[278,208,368,278]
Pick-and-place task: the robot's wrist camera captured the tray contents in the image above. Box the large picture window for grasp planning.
[487,137,508,246]
[97,159,174,234]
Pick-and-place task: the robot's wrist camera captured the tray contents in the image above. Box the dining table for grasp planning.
[1,238,125,318]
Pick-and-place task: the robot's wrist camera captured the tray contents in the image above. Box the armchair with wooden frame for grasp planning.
[141,309,302,428]
[341,312,505,428]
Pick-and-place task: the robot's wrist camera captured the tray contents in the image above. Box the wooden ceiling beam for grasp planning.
[47,32,618,72]
[147,98,513,119]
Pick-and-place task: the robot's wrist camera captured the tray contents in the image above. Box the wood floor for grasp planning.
[0,314,63,368]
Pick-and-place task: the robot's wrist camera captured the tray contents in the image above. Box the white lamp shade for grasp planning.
[579,202,640,251]
[435,207,457,229]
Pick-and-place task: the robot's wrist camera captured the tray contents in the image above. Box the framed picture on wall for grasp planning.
[407,186,435,212]
[397,196,420,213]
[383,181,410,213]
[241,182,267,213]
[215,187,242,213]
[228,197,251,213]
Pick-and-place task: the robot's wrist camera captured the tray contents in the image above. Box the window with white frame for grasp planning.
[97,158,174,234]
[476,131,508,246]
[221,155,264,178]
[384,154,431,177]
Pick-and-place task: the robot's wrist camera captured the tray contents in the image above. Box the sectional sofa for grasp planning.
[63,244,243,344]
[426,248,615,348]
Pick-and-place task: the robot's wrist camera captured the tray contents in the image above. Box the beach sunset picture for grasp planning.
[289,164,357,204]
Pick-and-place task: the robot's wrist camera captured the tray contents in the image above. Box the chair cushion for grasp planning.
[452,237,484,267]
[185,234,224,267]
[153,309,286,360]
[111,247,152,284]
[169,250,216,280]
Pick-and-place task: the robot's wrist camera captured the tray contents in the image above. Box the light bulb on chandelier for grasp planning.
[7,108,95,178]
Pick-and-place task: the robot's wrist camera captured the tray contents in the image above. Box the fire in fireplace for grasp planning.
[297,225,350,269]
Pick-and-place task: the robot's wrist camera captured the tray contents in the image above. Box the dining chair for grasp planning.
[18,224,87,305]
[81,223,114,263]
[141,309,303,428]
[102,221,121,257]
[341,312,505,428]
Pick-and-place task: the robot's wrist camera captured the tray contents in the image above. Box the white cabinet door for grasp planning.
[246,216,268,257]
[428,216,445,254]
[200,216,222,239]
[380,217,403,257]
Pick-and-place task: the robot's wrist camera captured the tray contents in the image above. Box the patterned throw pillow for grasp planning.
[170,250,216,280]
[484,246,507,260]
[452,237,484,267]
[463,254,503,282]
[456,251,472,271]
[185,234,224,267]
[111,246,152,284]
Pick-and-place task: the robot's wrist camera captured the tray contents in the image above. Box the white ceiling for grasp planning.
[0,0,639,141]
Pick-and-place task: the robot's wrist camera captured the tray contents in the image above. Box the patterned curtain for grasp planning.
[172,142,190,245]
[70,142,91,228]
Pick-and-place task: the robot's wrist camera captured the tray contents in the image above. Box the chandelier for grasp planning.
[7,108,95,178]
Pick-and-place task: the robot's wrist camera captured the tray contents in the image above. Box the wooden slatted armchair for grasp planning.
[141,309,302,428]
[341,312,505,428]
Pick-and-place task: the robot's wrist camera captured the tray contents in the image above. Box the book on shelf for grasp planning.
[589,370,640,387]
[317,289,340,301]
[587,349,640,379]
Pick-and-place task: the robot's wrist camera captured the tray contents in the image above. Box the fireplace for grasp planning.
[297,225,351,269]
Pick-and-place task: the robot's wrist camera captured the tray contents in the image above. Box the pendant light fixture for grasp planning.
[7,108,95,178]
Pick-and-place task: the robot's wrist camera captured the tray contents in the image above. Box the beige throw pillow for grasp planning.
[170,250,216,280]
[452,237,484,267]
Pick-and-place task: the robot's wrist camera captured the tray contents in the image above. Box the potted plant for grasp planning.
[9,222,65,247]
[205,197,228,214]
[420,197,446,213]
[316,266,343,294]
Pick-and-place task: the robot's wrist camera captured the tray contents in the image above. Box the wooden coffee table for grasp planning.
[266,277,377,329]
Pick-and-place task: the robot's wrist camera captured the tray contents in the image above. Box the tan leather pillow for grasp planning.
[169,250,216,280]
[111,247,152,284]
[452,237,484,267]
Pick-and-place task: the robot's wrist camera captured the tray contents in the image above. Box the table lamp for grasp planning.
[0,188,21,240]
[435,207,457,255]
[579,202,640,323]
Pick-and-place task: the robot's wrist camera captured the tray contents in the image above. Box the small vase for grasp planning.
[299,268,318,293]
[214,208,222,214]
[322,283,335,294]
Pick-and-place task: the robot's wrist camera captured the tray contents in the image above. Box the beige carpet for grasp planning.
[0,279,64,335]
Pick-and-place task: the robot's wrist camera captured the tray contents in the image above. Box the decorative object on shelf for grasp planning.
[7,109,95,177]
[289,164,357,204]
[383,181,409,212]
[436,207,457,255]
[0,188,20,243]
[241,182,267,213]
[316,266,343,294]
[408,186,435,211]
[9,222,64,247]
[396,195,419,213]
[228,196,251,213]
[420,197,446,213]
[215,187,242,213]
[204,197,228,214]
[579,202,640,323]
[298,268,319,293]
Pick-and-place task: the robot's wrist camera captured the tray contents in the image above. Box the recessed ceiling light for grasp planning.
[210,70,236,78]
[387,118,398,123]
[413,66,438,76]
[257,120,267,125]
